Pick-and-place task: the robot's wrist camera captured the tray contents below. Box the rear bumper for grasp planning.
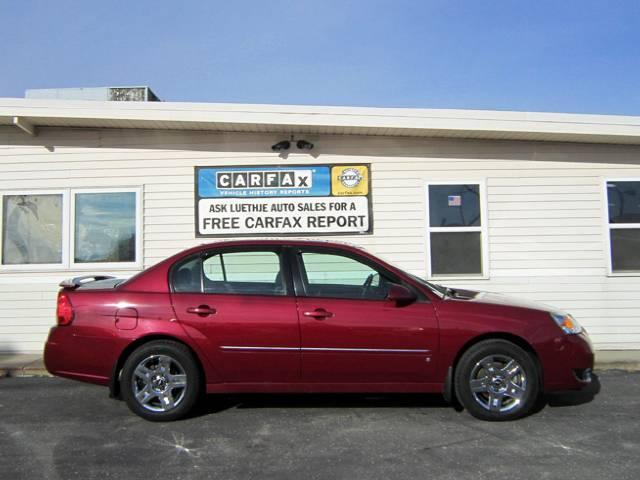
[542,332,595,392]
[44,326,118,386]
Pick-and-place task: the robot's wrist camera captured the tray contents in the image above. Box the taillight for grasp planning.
[57,293,75,326]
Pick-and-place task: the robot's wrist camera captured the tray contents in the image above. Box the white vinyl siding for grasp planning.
[2,126,640,352]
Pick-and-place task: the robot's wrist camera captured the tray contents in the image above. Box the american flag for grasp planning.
[448,195,461,206]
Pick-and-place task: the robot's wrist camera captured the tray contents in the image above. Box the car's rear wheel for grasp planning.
[454,339,540,421]
[121,340,202,421]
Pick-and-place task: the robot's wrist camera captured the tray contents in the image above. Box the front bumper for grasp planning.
[542,331,595,392]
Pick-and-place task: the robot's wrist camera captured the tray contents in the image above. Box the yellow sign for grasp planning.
[331,165,369,196]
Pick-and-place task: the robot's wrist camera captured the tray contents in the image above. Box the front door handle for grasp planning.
[187,305,217,317]
[303,308,334,320]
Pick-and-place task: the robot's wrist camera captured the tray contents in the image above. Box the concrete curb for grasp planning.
[0,360,50,378]
[594,350,640,370]
[0,355,50,378]
[595,362,640,372]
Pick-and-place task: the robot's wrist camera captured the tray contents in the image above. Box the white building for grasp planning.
[1,94,640,361]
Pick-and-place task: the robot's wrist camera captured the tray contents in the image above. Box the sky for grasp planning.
[1,0,639,115]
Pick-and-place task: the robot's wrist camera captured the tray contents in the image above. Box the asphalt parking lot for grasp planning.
[1,371,638,480]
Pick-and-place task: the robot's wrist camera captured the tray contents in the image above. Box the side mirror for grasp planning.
[386,283,417,306]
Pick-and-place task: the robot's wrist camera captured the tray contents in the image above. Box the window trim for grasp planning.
[603,178,640,277]
[424,181,489,280]
[0,187,143,272]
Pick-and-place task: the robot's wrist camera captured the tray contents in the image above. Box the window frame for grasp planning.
[0,187,143,272]
[424,180,489,280]
[603,178,640,276]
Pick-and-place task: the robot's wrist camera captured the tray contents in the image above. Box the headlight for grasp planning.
[550,312,583,335]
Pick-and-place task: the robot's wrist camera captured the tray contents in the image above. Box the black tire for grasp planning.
[454,339,540,421]
[120,340,202,422]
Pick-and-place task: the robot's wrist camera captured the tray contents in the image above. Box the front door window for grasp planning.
[299,251,391,300]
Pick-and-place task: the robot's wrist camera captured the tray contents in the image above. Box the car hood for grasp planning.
[445,288,559,314]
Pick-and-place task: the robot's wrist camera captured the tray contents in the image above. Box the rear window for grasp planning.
[172,256,202,293]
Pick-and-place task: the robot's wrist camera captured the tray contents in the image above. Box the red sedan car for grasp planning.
[44,240,594,421]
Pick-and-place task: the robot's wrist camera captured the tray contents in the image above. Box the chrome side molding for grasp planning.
[220,346,430,354]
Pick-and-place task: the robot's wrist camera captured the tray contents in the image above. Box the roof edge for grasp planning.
[2,97,640,145]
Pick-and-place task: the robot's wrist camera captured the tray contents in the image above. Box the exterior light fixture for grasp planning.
[271,140,291,152]
[296,140,314,150]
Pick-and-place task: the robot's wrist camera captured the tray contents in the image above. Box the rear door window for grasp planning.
[171,249,286,296]
[202,250,285,296]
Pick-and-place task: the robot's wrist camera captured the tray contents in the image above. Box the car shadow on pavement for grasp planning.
[544,373,601,407]
[192,374,601,419]
[195,392,452,417]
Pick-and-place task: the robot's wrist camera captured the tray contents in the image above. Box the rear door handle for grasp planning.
[187,305,217,317]
[303,308,334,320]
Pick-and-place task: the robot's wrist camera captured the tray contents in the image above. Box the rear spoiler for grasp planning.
[59,275,116,290]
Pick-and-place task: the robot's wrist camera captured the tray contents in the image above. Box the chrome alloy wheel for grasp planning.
[132,355,188,412]
[469,354,527,413]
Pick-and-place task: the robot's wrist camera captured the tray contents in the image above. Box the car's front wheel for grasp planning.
[454,339,540,421]
[121,340,202,421]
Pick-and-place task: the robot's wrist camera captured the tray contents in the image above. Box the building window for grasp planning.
[2,194,64,265]
[74,192,137,263]
[606,180,640,273]
[1,188,142,269]
[426,183,487,278]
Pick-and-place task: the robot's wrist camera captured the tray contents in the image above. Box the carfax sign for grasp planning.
[195,164,372,236]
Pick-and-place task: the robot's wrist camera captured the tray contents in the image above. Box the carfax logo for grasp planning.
[331,165,369,196]
[216,170,312,189]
